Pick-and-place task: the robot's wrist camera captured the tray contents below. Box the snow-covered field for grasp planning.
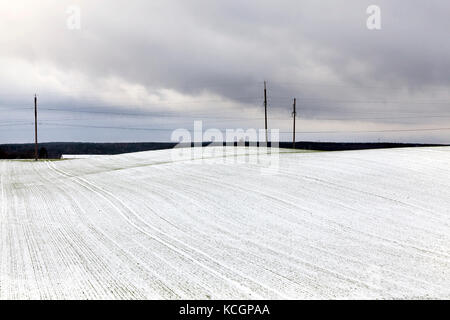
[0,146,449,299]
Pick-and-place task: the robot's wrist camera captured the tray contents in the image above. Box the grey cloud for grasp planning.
[0,0,449,143]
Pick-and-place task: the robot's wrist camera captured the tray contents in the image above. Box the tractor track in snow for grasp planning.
[46,161,286,299]
[1,146,449,299]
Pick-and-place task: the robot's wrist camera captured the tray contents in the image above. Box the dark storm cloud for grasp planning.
[0,0,449,143]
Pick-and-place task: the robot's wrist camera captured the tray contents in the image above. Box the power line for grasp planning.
[0,122,33,127]
[39,123,177,131]
[2,121,449,136]
[2,112,450,124]
[280,127,450,134]
[37,123,450,133]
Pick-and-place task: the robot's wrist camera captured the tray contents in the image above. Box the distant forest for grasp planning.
[0,142,447,159]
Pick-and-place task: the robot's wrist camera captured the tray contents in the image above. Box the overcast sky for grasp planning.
[0,0,449,143]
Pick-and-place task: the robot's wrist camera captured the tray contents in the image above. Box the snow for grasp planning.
[61,154,109,159]
[1,146,449,299]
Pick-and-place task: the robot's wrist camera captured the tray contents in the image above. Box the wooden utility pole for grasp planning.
[34,94,38,161]
[292,98,296,149]
[264,81,268,144]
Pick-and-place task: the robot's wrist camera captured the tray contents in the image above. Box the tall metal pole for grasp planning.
[264,81,268,144]
[34,94,38,161]
[292,98,297,149]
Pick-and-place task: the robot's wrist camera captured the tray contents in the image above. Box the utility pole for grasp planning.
[34,94,38,161]
[264,81,268,144]
[292,98,296,149]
